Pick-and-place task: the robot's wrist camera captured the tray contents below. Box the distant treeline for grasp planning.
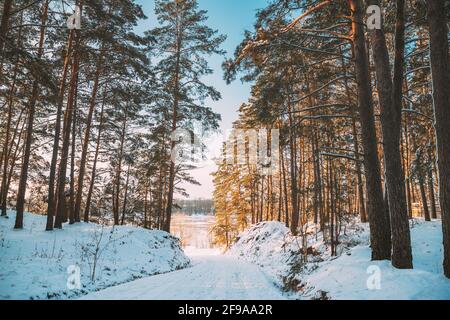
[173,199,215,216]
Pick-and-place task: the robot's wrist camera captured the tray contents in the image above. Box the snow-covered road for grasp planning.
[79,248,286,300]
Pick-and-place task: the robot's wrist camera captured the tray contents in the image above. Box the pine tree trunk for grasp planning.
[157,161,165,230]
[14,0,49,229]
[349,0,391,260]
[403,118,413,218]
[280,144,289,228]
[73,46,105,222]
[68,93,77,224]
[143,183,149,228]
[54,27,81,229]
[288,97,299,235]
[164,19,182,234]
[367,0,412,268]
[0,59,19,216]
[311,134,319,224]
[0,0,13,62]
[46,30,74,230]
[352,118,367,222]
[84,97,105,223]
[6,116,25,197]
[277,141,283,222]
[428,169,437,219]
[314,132,325,230]
[418,173,431,221]
[329,158,335,256]
[114,110,128,225]
[426,0,450,278]
[341,45,367,223]
[120,165,130,225]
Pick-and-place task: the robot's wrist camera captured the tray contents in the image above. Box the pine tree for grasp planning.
[15,0,50,229]
[348,0,391,260]
[366,0,412,268]
[426,0,450,278]
[147,0,225,232]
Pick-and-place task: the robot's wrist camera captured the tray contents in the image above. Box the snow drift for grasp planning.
[228,221,306,288]
[229,219,450,300]
[0,211,190,300]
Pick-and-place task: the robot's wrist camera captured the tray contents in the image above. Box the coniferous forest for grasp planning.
[0,0,224,232]
[0,0,449,302]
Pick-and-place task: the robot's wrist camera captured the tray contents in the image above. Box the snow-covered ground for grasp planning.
[80,247,285,300]
[229,219,450,300]
[3,210,448,300]
[0,211,190,300]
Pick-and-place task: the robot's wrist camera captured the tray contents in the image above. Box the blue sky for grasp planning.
[136,0,268,199]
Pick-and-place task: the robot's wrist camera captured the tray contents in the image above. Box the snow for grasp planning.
[302,221,450,300]
[3,209,448,300]
[0,211,190,300]
[228,221,303,287]
[229,219,450,300]
[80,247,286,300]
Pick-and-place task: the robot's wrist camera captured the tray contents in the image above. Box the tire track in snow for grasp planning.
[80,250,285,300]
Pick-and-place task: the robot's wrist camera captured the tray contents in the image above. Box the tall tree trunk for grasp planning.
[156,154,166,230]
[349,0,391,260]
[114,108,128,225]
[143,183,149,228]
[163,11,182,233]
[120,165,131,225]
[352,118,367,222]
[341,44,367,223]
[73,46,105,222]
[84,97,106,222]
[418,173,431,221]
[6,114,26,195]
[311,134,319,224]
[287,96,299,235]
[280,144,289,228]
[0,0,13,67]
[412,133,431,222]
[46,30,74,230]
[367,0,412,268]
[14,0,49,229]
[404,119,413,218]
[314,131,325,230]
[329,158,335,256]
[68,92,77,224]
[54,27,81,229]
[277,139,283,223]
[428,168,437,219]
[426,0,450,278]
[0,56,19,216]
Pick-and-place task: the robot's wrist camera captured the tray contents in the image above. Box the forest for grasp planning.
[0,0,224,232]
[0,0,449,301]
[211,0,450,277]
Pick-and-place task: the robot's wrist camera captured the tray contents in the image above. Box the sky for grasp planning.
[136,0,269,199]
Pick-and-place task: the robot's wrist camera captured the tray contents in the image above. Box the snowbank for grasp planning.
[228,221,304,287]
[229,219,450,300]
[0,211,190,300]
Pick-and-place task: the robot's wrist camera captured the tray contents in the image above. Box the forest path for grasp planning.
[79,248,285,300]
